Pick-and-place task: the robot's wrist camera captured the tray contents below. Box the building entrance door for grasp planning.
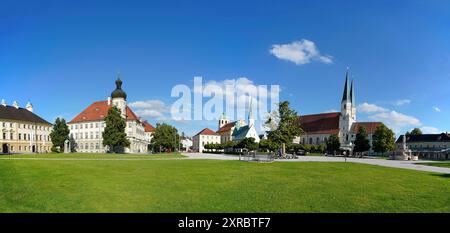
[2,144,9,154]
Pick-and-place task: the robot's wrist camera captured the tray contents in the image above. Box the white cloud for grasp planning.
[323,109,338,113]
[358,102,441,134]
[420,126,441,134]
[369,110,421,133]
[128,100,170,120]
[392,99,411,106]
[433,106,441,112]
[357,102,388,113]
[270,39,333,65]
[194,77,279,118]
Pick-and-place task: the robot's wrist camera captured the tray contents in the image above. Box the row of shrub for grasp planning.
[203,138,327,154]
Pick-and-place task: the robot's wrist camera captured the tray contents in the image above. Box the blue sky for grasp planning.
[1,0,449,136]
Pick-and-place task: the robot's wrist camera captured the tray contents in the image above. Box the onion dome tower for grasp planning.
[111,75,127,118]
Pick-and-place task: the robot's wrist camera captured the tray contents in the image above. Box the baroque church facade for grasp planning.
[68,77,154,153]
[216,100,260,144]
[295,70,383,152]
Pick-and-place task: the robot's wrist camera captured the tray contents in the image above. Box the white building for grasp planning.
[0,100,52,153]
[216,99,260,144]
[294,70,383,152]
[231,99,260,143]
[181,138,193,152]
[68,77,154,153]
[143,121,155,145]
[192,128,221,153]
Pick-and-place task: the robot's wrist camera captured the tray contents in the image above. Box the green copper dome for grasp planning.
[111,78,127,100]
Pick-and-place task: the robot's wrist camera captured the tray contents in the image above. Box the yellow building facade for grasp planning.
[0,101,52,154]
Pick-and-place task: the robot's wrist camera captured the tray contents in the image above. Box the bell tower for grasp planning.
[339,69,356,144]
[218,112,229,130]
[111,74,127,118]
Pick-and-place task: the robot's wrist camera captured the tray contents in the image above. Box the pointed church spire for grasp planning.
[248,97,253,119]
[341,69,350,103]
[350,79,355,105]
[248,97,254,127]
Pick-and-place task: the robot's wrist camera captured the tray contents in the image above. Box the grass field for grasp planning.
[0,154,449,213]
[0,152,185,159]
[418,162,450,168]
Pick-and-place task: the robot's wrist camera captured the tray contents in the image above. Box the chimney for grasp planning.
[26,102,33,112]
[12,101,19,109]
[1,99,5,107]
[107,97,111,105]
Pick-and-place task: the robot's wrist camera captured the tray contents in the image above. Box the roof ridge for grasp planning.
[300,112,340,117]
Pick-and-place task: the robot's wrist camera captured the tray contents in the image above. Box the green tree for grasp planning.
[326,134,340,155]
[372,124,396,155]
[204,143,223,152]
[222,140,237,149]
[406,128,423,136]
[266,101,303,145]
[303,144,312,153]
[259,139,276,152]
[49,117,70,153]
[317,144,326,154]
[235,138,259,151]
[150,123,180,152]
[102,106,130,153]
[353,126,371,156]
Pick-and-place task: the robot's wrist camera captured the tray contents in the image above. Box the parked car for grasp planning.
[296,150,308,155]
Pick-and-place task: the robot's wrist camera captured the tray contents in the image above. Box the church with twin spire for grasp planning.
[295,70,383,152]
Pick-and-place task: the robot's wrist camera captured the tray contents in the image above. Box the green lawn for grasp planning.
[0,157,449,213]
[308,153,325,156]
[0,152,185,159]
[417,162,450,168]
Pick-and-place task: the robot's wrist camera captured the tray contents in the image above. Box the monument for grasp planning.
[390,135,417,160]
[64,139,71,153]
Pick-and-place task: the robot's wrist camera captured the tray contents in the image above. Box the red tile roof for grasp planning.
[69,100,139,123]
[143,121,155,132]
[195,128,219,136]
[351,122,383,134]
[217,122,236,133]
[298,112,340,135]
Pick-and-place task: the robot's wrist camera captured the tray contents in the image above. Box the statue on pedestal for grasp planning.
[64,139,71,153]
[391,135,417,160]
